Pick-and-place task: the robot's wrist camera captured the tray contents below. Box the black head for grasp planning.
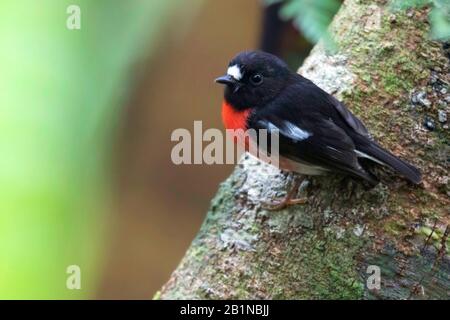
[215,51,293,110]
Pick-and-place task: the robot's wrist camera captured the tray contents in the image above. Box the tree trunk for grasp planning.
[158,0,450,299]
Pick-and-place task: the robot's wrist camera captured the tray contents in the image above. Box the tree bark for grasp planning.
[158,0,450,299]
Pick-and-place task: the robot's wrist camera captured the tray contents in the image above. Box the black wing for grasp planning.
[296,76,371,137]
[296,77,420,183]
[248,84,378,184]
[249,78,421,184]
[250,113,377,184]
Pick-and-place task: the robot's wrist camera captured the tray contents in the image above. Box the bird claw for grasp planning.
[262,197,307,211]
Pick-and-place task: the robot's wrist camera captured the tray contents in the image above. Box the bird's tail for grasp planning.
[357,141,421,184]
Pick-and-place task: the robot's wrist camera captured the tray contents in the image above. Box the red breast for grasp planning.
[221,100,252,149]
[221,100,251,131]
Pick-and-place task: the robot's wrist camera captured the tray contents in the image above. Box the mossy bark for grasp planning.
[158,0,449,299]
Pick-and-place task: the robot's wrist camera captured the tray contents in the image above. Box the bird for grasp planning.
[215,50,421,210]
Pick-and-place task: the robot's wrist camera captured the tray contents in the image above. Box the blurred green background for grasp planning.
[0,0,203,299]
[2,0,445,299]
[0,0,265,299]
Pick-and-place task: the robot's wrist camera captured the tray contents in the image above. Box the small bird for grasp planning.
[215,51,421,210]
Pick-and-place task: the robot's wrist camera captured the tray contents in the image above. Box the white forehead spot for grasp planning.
[227,65,242,80]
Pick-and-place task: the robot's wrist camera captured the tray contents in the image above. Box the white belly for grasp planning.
[247,149,328,175]
[243,140,328,176]
[278,156,329,175]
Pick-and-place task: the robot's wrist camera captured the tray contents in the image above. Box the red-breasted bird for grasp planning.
[215,51,421,210]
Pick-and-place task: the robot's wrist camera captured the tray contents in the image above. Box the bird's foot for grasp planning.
[262,174,307,211]
[262,197,307,211]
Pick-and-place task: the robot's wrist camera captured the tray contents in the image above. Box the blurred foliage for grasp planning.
[265,0,340,49]
[391,0,450,40]
[390,0,433,8]
[0,0,189,299]
[265,0,450,48]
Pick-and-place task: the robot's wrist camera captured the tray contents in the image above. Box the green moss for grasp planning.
[385,220,407,236]
[251,229,366,299]
[416,226,449,245]
[334,4,431,104]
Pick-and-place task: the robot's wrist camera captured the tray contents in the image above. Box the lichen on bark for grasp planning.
[158,0,449,300]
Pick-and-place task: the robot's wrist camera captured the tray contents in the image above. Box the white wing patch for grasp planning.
[227,65,242,81]
[284,122,312,141]
[355,150,385,165]
[263,120,311,141]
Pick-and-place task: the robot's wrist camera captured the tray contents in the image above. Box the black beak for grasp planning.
[215,74,237,86]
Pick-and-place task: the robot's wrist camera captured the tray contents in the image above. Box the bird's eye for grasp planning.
[250,73,263,86]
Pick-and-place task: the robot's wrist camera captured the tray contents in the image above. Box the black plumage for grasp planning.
[216,51,421,185]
